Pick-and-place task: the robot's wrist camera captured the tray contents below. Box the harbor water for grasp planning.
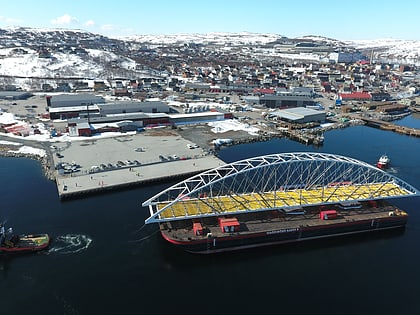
[1,118,420,314]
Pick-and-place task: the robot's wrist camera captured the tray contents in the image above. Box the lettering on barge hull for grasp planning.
[266,228,299,235]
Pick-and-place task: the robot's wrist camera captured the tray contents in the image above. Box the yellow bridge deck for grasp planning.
[156,182,410,219]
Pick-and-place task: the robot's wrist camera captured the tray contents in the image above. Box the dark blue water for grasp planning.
[1,121,420,314]
[394,112,420,129]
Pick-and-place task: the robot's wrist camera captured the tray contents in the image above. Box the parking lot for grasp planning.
[52,129,225,198]
[51,128,210,177]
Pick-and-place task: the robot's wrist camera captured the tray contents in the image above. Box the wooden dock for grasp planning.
[360,117,420,137]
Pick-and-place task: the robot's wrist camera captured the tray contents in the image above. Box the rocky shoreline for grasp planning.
[0,117,367,184]
[0,143,55,181]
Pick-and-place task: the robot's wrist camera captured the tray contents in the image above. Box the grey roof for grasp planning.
[271,107,324,121]
[87,113,151,123]
[48,93,105,108]
[273,107,321,115]
[0,91,33,99]
[48,104,100,113]
[98,101,170,114]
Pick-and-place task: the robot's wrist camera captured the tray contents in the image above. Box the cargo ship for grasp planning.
[142,152,419,254]
[0,225,50,254]
[158,200,407,254]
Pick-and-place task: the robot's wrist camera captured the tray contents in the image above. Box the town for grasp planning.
[0,28,419,198]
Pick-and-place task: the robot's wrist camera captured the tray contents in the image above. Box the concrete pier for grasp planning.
[56,155,223,199]
[52,129,225,199]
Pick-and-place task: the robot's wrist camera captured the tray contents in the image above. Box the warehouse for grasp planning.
[0,91,33,100]
[98,100,174,115]
[257,89,315,108]
[269,107,326,124]
[169,111,226,125]
[46,93,105,108]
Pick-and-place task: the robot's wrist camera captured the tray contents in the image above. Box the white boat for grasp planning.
[377,154,390,169]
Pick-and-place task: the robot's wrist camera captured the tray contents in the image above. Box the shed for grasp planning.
[67,119,91,137]
[319,210,337,220]
[193,221,204,236]
[218,217,240,233]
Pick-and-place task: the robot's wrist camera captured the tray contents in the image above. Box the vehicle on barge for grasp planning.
[0,225,50,254]
[142,152,419,254]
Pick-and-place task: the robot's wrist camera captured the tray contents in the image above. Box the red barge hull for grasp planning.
[159,202,408,254]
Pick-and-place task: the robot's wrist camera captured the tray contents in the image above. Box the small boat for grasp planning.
[0,225,50,254]
[377,154,390,169]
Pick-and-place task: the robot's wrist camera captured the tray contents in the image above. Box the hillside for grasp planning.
[0,27,418,90]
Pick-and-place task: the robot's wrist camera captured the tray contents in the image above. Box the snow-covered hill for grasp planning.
[122,32,284,45]
[0,27,418,91]
[346,39,420,64]
[0,47,132,78]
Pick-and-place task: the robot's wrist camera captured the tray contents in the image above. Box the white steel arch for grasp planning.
[143,152,419,224]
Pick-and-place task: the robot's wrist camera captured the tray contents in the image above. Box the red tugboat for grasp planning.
[377,154,390,169]
[0,224,50,254]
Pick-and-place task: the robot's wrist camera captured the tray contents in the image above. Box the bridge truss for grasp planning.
[143,152,419,224]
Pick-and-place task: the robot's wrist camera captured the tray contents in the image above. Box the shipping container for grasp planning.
[218,217,240,233]
[319,210,337,220]
[193,222,203,236]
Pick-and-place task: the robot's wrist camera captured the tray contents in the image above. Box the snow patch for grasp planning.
[208,119,260,135]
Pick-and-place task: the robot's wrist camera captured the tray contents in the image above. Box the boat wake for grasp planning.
[385,167,398,174]
[47,234,93,255]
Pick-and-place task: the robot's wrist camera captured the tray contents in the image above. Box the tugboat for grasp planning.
[0,224,50,254]
[377,154,390,169]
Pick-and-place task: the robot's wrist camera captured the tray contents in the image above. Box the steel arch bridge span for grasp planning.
[143,152,419,224]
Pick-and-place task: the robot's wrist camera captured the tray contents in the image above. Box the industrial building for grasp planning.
[0,91,33,100]
[269,107,326,124]
[46,93,105,120]
[97,101,173,115]
[258,92,316,108]
[46,93,175,120]
[169,111,227,125]
[338,92,372,103]
[329,52,366,64]
[65,110,230,137]
[252,87,317,108]
[46,93,105,108]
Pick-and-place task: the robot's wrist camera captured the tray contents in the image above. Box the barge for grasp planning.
[142,152,419,254]
[159,200,407,254]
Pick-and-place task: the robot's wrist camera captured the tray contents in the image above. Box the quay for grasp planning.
[51,129,225,199]
[56,156,223,199]
[360,116,420,137]
[280,129,324,145]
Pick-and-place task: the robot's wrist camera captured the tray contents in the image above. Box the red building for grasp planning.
[339,92,371,102]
